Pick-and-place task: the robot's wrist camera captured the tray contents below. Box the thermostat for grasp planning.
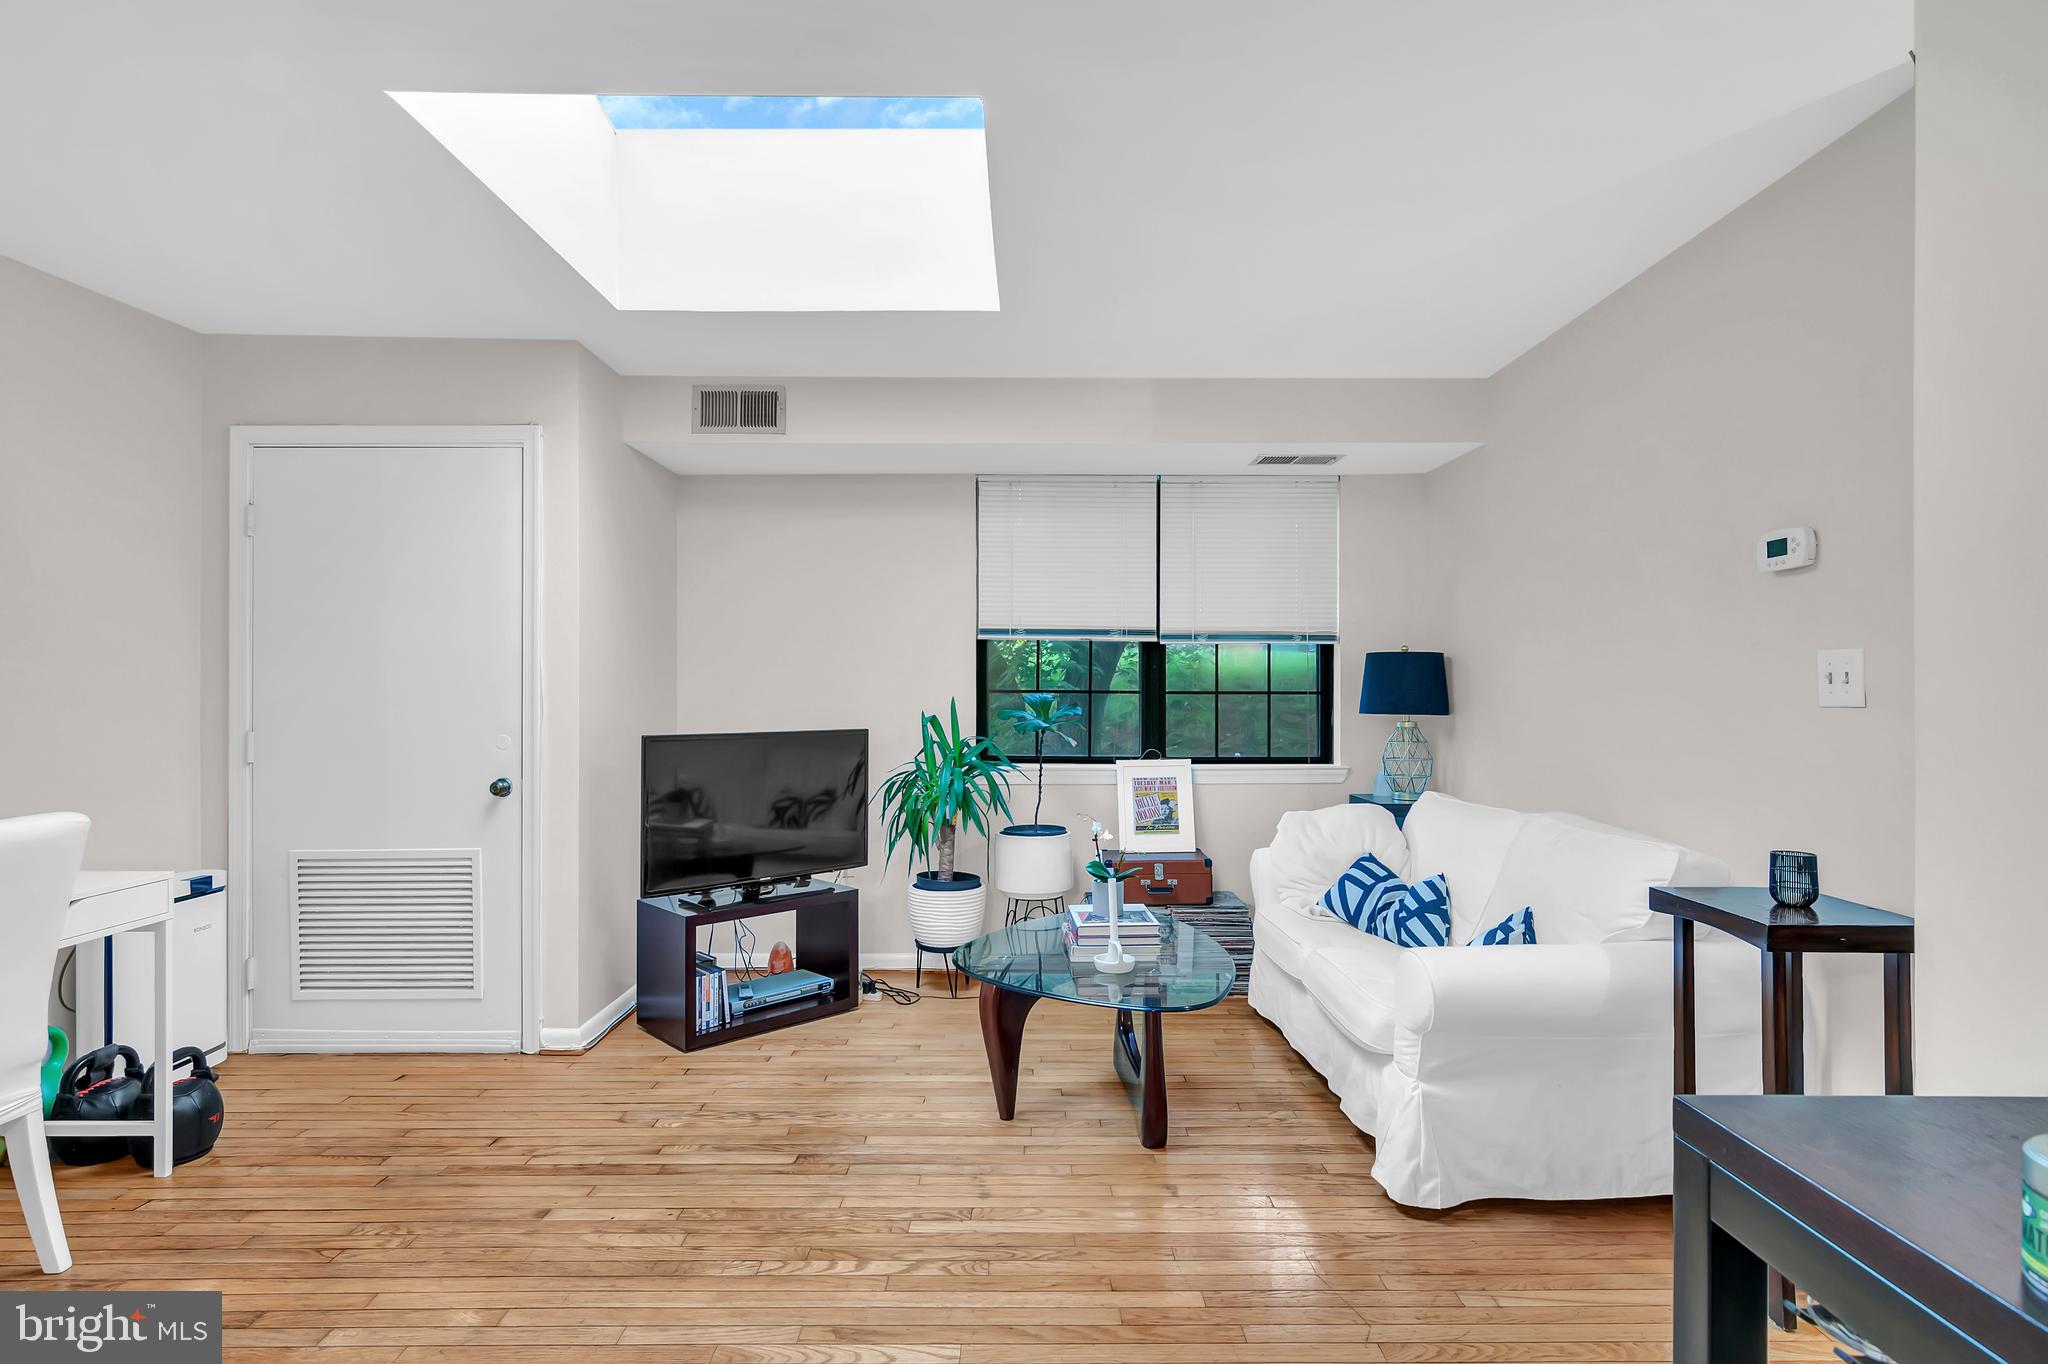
[1757,526,1817,573]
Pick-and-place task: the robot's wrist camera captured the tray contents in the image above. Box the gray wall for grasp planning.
[1,256,204,869]
[575,350,678,1020]
[675,474,1431,960]
[1423,96,1916,1093]
[0,256,204,1035]
[1914,1,2048,1095]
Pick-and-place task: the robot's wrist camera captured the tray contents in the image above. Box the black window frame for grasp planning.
[977,639,1336,765]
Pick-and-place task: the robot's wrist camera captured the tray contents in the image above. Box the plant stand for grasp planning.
[1003,894,1066,925]
[913,941,966,997]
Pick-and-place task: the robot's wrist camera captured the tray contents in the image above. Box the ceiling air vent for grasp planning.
[694,384,786,434]
[1252,454,1344,467]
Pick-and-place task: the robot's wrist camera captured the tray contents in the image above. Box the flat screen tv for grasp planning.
[641,729,869,897]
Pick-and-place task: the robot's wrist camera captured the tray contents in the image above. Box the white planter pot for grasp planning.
[993,825,1073,899]
[906,872,988,949]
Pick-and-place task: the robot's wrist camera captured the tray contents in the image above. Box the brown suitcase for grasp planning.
[1107,849,1215,906]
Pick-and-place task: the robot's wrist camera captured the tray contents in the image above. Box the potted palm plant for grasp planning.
[993,692,1083,903]
[877,701,1018,950]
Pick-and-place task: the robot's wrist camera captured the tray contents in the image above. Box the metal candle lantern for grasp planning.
[1768,850,1820,908]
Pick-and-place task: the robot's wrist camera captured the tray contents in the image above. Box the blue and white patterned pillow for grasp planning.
[1319,853,1452,947]
[1468,906,1537,946]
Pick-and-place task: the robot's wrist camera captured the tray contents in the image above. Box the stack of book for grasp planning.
[694,951,729,1032]
[1063,901,1165,962]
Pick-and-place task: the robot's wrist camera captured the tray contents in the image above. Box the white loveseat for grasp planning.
[1248,792,1767,1208]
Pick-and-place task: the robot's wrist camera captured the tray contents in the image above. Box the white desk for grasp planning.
[52,871,175,1177]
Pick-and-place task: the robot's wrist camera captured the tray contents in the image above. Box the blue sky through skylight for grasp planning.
[599,95,984,131]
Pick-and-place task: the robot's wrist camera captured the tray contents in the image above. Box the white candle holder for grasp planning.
[1092,874,1135,974]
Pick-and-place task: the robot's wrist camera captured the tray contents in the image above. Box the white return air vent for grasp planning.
[1252,454,1345,467]
[694,384,787,434]
[289,849,482,1000]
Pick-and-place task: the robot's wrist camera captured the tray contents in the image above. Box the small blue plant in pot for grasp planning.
[993,693,1083,904]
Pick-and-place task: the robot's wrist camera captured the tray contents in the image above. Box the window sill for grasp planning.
[1034,764,1351,787]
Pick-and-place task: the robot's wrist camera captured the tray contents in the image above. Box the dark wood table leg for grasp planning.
[1674,1139,1767,1364]
[1760,949,1805,1330]
[1112,1009,1169,1149]
[1761,950,1805,1096]
[977,984,1038,1121]
[1884,952,1915,1095]
[1674,918,1697,1094]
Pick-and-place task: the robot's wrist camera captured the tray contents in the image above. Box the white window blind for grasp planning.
[977,477,1159,639]
[1159,477,1339,642]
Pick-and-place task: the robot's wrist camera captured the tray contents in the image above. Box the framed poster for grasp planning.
[1115,758,1197,854]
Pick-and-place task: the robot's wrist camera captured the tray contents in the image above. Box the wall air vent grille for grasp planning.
[288,849,482,999]
[693,385,786,434]
[1253,454,1344,467]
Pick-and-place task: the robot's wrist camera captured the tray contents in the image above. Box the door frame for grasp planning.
[228,425,544,1054]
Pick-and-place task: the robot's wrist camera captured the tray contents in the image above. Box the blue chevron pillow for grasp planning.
[1467,906,1537,946]
[1319,853,1452,947]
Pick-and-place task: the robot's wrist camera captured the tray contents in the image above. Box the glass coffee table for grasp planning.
[954,914,1237,1148]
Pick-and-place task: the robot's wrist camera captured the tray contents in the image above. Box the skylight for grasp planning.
[598,95,984,131]
[390,92,998,312]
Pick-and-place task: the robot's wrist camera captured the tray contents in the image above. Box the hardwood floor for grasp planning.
[3,979,1837,1362]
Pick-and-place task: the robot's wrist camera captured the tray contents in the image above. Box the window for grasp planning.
[597,95,984,130]
[976,475,1339,765]
[980,639,1334,765]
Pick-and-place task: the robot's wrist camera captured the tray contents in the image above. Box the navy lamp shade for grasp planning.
[1359,650,1449,802]
[1359,650,1450,718]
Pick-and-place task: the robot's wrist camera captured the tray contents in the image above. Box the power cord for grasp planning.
[729,919,760,980]
[861,973,919,1005]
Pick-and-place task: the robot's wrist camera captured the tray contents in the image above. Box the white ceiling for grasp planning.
[1,2,1912,378]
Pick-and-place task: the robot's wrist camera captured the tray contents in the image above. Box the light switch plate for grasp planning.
[1818,648,1866,708]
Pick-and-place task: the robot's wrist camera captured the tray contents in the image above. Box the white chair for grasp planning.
[0,812,89,1273]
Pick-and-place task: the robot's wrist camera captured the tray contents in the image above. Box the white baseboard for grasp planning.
[707,950,925,972]
[248,1028,521,1053]
[539,984,637,1052]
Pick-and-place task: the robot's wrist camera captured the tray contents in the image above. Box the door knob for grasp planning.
[490,778,513,797]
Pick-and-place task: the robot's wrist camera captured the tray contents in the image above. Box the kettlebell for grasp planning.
[128,1048,226,1169]
[48,1044,145,1165]
[41,1027,68,1116]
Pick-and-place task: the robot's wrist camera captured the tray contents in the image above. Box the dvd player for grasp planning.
[726,968,835,1017]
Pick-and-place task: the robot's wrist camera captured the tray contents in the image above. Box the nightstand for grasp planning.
[1347,793,1415,827]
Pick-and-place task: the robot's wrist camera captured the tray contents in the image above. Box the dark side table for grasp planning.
[1347,793,1415,827]
[1675,1096,2048,1364]
[1650,885,1916,1331]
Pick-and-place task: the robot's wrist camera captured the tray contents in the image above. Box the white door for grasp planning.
[244,439,529,1050]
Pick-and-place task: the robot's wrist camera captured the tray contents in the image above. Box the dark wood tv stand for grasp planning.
[636,880,859,1052]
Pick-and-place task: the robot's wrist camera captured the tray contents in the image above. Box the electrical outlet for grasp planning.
[1818,648,1866,708]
